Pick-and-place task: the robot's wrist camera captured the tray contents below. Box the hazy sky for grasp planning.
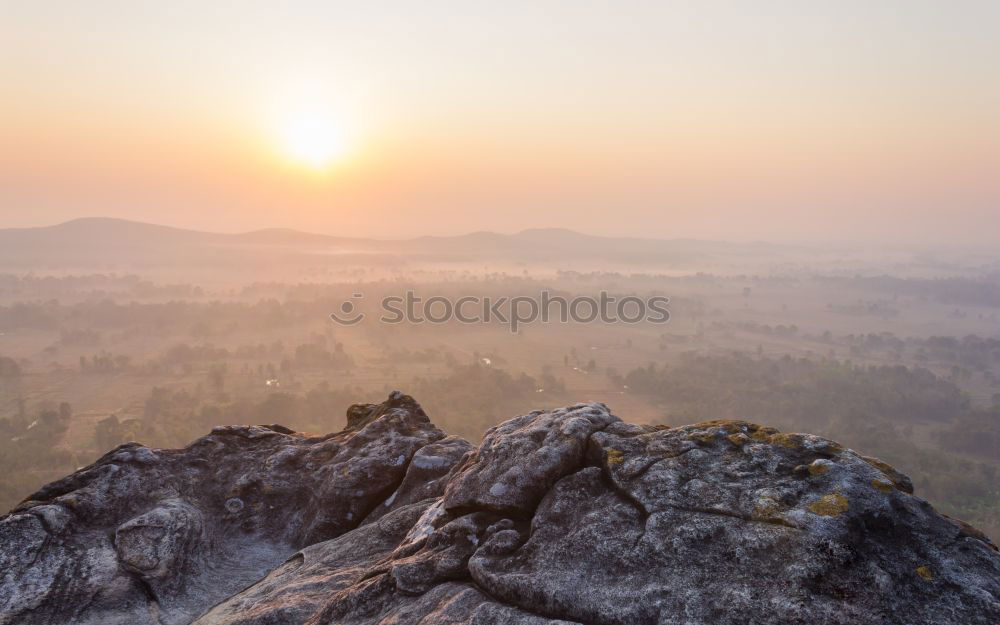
[2,1,998,244]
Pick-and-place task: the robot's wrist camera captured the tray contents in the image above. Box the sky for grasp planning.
[1,1,998,245]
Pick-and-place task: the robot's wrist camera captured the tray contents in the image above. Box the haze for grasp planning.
[3,1,999,245]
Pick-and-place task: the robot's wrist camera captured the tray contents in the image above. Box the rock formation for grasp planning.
[1,392,997,625]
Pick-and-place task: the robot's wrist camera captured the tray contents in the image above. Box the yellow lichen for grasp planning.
[727,433,749,446]
[606,449,625,466]
[807,461,830,476]
[859,455,910,492]
[690,432,716,445]
[769,433,805,449]
[808,493,849,517]
[750,427,780,442]
[871,479,894,493]
[915,565,933,581]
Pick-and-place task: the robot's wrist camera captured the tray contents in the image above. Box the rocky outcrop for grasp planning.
[0,393,468,625]
[1,393,997,625]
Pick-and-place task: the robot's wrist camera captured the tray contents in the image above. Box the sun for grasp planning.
[264,77,363,171]
[279,113,349,170]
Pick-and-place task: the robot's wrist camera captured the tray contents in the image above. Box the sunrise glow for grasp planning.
[277,112,349,170]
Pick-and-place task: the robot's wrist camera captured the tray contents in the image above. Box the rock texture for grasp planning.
[1,393,998,625]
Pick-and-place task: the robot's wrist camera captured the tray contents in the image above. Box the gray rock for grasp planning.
[443,402,617,516]
[0,392,457,625]
[1,398,997,625]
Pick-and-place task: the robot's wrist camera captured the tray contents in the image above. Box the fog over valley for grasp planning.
[1,218,998,543]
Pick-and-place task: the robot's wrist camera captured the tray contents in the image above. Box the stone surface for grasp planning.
[1,395,998,625]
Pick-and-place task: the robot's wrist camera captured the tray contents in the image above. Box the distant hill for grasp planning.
[0,217,793,271]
